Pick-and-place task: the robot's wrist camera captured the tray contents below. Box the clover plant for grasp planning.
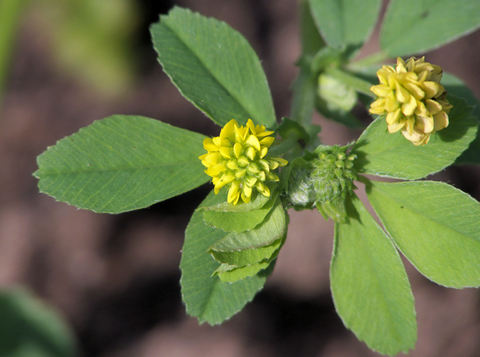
[34,1,480,355]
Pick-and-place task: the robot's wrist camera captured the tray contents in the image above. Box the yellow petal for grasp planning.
[403,82,425,99]
[274,157,288,167]
[237,156,249,167]
[401,128,425,145]
[226,160,238,170]
[212,137,222,146]
[401,95,417,116]
[258,159,270,172]
[268,160,279,170]
[246,135,261,151]
[405,117,415,134]
[203,152,221,166]
[206,163,225,177]
[260,136,275,147]
[219,146,232,158]
[246,118,255,134]
[434,111,449,131]
[396,57,407,73]
[414,101,428,117]
[215,173,235,191]
[395,83,411,103]
[416,116,434,134]
[257,171,266,182]
[247,163,260,174]
[233,142,243,158]
[260,147,268,158]
[425,99,442,115]
[371,84,391,97]
[203,137,218,151]
[220,119,237,140]
[234,125,248,142]
[256,182,270,197]
[256,129,274,138]
[227,181,240,204]
[377,66,394,85]
[387,119,406,133]
[385,93,399,112]
[235,169,246,179]
[245,146,256,161]
[242,184,252,199]
[423,81,444,98]
[268,173,280,182]
[245,176,257,187]
[241,191,251,204]
[386,109,401,125]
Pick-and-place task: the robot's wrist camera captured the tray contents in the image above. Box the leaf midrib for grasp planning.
[36,161,202,176]
[158,17,257,124]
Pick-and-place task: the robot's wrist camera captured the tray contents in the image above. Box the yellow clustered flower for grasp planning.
[199,119,287,205]
[369,56,453,145]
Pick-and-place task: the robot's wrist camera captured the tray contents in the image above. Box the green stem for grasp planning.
[0,0,29,112]
[325,67,375,98]
[348,51,389,69]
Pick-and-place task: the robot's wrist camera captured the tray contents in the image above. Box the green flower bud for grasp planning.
[286,145,357,222]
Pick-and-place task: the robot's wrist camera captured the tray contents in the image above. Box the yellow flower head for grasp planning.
[199,119,288,205]
[369,57,453,145]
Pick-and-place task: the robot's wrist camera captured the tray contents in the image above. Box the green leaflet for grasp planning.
[299,0,324,57]
[180,191,268,325]
[209,201,287,252]
[291,65,318,127]
[354,96,477,180]
[381,0,480,57]
[331,195,416,355]
[202,196,276,233]
[35,115,208,213]
[150,7,276,127]
[211,237,284,267]
[215,260,272,283]
[309,0,381,52]
[0,289,75,357]
[367,180,480,288]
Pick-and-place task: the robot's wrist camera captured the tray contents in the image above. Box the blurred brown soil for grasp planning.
[1,1,480,356]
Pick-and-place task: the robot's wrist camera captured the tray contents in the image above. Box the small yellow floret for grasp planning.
[199,119,287,205]
[369,57,452,145]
